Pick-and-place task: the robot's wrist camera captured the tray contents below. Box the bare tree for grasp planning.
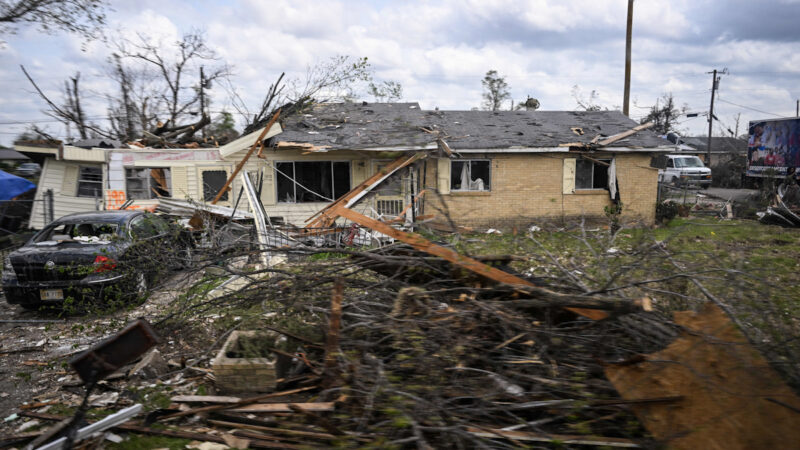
[571,85,602,111]
[106,53,139,141]
[481,69,510,111]
[21,65,112,140]
[21,30,230,145]
[115,30,229,131]
[242,55,372,133]
[0,0,107,39]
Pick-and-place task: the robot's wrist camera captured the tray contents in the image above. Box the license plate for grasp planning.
[40,289,64,301]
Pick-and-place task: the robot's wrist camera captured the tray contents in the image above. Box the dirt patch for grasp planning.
[0,271,206,426]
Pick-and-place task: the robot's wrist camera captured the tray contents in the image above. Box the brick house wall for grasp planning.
[423,152,659,228]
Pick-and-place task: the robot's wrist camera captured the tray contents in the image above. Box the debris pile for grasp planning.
[4,217,800,448]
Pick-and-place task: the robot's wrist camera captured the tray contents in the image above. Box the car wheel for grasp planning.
[701,184,710,190]
[671,177,680,187]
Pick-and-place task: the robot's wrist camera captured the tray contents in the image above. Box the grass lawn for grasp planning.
[450,217,800,387]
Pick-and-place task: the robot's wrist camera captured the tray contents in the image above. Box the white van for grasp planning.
[651,154,712,188]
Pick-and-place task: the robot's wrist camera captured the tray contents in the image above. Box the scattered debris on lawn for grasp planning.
[2,116,799,447]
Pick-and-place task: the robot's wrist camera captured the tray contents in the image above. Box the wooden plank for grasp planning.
[275,141,331,152]
[118,423,298,449]
[171,395,242,403]
[438,137,453,156]
[465,427,640,447]
[305,153,423,228]
[160,385,318,421]
[598,122,654,146]
[228,402,335,413]
[332,205,608,320]
[211,109,281,205]
[209,419,336,440]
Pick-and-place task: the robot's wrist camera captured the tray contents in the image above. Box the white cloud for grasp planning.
[1,0,799,144]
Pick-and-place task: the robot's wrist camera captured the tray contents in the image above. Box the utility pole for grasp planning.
[706,69,719,164]
[199,66,206,139]
[622,0,634,117]
[796,99,798,117]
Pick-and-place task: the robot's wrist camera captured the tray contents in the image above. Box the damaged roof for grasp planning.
[425,110,667,149]
[679,136,747,154]
[275,102,667,151]
[276,102,436,150]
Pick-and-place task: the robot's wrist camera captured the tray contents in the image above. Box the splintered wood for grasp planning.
[305,152,424,228]
[606,303,800,449]
[332,205,610,320]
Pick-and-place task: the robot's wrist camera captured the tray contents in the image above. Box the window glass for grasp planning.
[145,214,170,234]
[276,161,351,203]
[77,166,103,198]
[276,162,295,202]
[333,162,351,199]
[451,160,490,191]
[575,160,594,189]
[202,170,228,202]
[126,168,172,200]
[33,221,119,243]
[675,157,704,168]
[575,159,611,190]
[129,216,158,239]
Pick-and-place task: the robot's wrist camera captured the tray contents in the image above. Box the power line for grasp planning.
[715,98,785,118]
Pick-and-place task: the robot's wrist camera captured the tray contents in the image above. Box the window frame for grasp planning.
[575,158,611,191]
[275,160,351,204]
[201,169,229,202]
[76,166,103,198]
[128,213,168,240]
[125,167,172,200]
[450,159,491,192]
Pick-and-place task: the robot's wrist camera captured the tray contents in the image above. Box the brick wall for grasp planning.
[424,153,659,228]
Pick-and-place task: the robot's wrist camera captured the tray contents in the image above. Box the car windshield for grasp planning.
[674,157,705,168]
[33,221,120,245]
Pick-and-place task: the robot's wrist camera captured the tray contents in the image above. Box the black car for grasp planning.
[2,210,193,310]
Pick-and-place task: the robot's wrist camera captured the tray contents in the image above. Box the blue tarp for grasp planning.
[0,170,36,201]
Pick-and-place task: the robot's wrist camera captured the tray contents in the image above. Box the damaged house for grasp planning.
[274,103,671,228]
[17,102,670,230]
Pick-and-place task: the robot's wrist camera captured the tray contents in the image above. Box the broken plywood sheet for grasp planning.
[605,303,800,449]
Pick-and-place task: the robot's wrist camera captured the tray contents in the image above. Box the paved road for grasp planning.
[660,186,760,207]
[702,187,760,203]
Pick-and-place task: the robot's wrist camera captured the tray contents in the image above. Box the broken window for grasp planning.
[77,166,103,198]
[276,161,351,203]
[125,168,172,200]
[451,160,490,191]
[575,158,610,190]
[202,170,228,202]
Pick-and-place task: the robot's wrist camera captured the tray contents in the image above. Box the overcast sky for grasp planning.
[1,0,799,147]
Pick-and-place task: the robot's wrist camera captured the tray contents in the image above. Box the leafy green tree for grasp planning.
[368,80,403,102]
[206,111,239,144]
[481,70,511,111]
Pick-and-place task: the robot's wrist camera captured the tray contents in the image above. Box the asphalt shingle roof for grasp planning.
[275,102,666,151]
